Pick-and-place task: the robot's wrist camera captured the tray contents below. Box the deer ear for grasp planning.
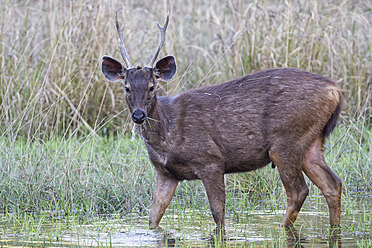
[154,55,177,81]
[101,56,126,82]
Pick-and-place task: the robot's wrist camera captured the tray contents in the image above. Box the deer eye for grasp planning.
[149,86,155,92]
[125,87,131,93]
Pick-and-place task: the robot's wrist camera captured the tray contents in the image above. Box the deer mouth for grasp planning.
[132,109,147,124]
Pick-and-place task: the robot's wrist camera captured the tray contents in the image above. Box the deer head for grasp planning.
[101,12,177,124]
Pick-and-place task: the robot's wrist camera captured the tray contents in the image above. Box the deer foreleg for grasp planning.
[149,172,179,229]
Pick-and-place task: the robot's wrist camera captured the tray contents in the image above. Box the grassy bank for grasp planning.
[0,118,370,246]
[0,118,370,217]
[0,0,371,136]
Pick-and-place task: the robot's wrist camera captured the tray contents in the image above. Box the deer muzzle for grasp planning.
[132,109,147,124]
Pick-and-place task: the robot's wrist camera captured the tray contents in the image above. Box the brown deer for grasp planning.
[101,13,342,230]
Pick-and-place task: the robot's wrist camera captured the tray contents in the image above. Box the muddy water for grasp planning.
[0,193,371,247]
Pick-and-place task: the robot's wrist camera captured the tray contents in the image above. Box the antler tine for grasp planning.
[115,11,132,68]
[147,14,170,67]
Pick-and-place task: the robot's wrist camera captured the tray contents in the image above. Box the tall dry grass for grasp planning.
[0,0,371,137]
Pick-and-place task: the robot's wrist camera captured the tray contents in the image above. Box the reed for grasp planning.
[0,0,370,137]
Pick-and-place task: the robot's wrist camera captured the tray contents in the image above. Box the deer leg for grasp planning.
[302,138,342,226]
[269,150,309,227]
[200,168,226,229]
[149,172,179,229]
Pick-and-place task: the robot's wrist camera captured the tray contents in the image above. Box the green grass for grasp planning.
[0,120,370,247]
[0,133,152,215]
[1,119,369,216]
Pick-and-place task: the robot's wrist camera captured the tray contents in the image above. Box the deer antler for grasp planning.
[147,14,169,68]
[115,11,132,68]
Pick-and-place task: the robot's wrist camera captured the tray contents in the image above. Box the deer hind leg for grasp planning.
[302,137,342,226]
[269,149,309,227]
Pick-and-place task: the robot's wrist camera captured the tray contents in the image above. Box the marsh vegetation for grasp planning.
[0,0,371,247]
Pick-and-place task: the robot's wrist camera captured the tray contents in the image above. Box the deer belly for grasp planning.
[164,163,200,181]
[224,153,271,174]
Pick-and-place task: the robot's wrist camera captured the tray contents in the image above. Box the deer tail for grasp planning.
[323,88,342,138]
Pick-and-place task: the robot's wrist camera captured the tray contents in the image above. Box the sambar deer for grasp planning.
[101,13,342,230]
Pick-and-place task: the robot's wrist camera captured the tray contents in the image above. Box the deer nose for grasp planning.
[132,109,146,124]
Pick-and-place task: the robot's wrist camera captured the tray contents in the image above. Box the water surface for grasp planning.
[0,193,370,247]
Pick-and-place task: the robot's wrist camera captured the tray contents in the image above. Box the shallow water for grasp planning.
[0,193,371,247]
